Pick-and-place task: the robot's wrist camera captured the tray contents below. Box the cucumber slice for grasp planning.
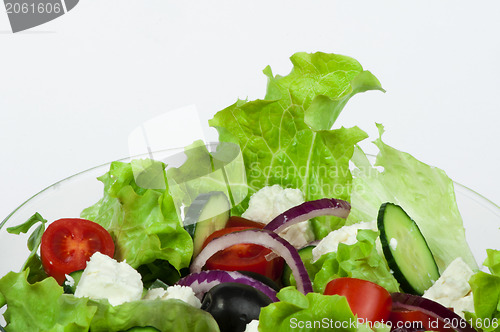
[377,202,440,295]
[63,269,83,294]
[281,245,319,287]
[184,191,231,257]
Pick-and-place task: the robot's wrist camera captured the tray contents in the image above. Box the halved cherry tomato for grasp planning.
[226,216,266,229]
[201,226,284,281]
[40,218,115,284]
[389,309,453,332]
[324,277,392,322]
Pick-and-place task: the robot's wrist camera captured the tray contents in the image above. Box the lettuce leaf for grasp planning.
[0,270,96,331]
[81,160,193,271]
[0,270,219,332]
[88,299,219,332]
[6,213,48,283]
[347,124,477,271]
[259,286,390,332]
[467,249,500,331]
[165,140,248,213]
[209,52,383,238]
[312,230,400,294]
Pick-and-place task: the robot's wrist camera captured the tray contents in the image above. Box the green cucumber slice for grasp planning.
[377,202,440,295]
[184,191,231,257]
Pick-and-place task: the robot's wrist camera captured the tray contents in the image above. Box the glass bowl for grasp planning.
[1,153,500,327]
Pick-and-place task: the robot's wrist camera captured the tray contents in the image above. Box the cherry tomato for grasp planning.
[225,216,266,229]
[40,218,115,284]
[201,226,285,281]
[389,309,453,332]
[324,277,392,322]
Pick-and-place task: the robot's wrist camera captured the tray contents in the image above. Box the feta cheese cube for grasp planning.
[143,287,167,300]
[144,285,201,308]
[244,320,260,332]
[423,257,475,317]
[74,252,143,306]
[242,185,314,247]
[312,221,377,262]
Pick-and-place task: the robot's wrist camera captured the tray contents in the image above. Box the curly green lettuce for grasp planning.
[259,286,390,332]
[209,52,384,238]
[88,298,220,332]
[312,230,400,294]
[467,249,500,332]
[0,270,96,331]
[81,160,193,271]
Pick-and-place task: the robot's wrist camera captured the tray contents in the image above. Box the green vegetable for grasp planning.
[166,140,248,215]
[6,212,48,283]
[0,270,220,332]
[259,286,390,332]
[347,124,478,272]
[88,299,220,332]
[136,260,183,289]
[184,191,231,257]
[209,52,383,238]
[377,203,439,295]
[0,270,96,331]
[312,229,400,294]
[125,327,160,332]
[467,249,500,331]
[81,160,193,272]
[63,270,84,294]
[282,245,319,287]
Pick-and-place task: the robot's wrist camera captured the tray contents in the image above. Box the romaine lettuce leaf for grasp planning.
[347,124,477,271]
[88,298,220,332]
[0,270,96,331]
[81,160,193,271]
[313,230,400,293]
[209,52,383,238]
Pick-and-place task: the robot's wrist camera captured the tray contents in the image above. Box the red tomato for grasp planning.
[324,277,392,322]
[41,218,115,284]
[389,309,453,332]
[225,216,266,229]
[201,226,284,281]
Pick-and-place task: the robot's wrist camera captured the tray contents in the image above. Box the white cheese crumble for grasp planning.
[144,285,201,308]
[143,287,167,300]
[244,319,260,332]
[389,238,398,251]
[423,257,475,317]
[242,185,314,247]
[74,252,143,306]
[64,274,75,288]
[312,221,378,262]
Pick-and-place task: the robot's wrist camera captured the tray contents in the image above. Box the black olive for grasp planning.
[201,282,272,332]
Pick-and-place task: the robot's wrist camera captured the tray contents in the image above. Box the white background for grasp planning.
[1,0,499,222]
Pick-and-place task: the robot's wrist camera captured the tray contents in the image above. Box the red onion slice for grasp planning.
[391,293,476,332]
[191,228,313,294]
[177,270,278,302]
[264,198,351,233]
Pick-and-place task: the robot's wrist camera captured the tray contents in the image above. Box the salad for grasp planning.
[1,51,500,332]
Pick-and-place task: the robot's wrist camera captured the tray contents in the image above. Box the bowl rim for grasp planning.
[0,147,186,230]
[2,152,500,230]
